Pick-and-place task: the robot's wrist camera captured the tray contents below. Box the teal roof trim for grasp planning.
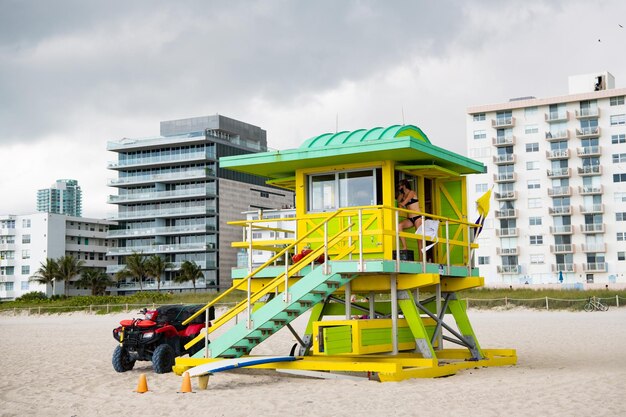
[299,124,431,149]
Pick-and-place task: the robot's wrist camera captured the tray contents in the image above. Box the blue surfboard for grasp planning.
[187,356,298,377]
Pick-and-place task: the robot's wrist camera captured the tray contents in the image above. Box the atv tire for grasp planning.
[152,344,175,374]
[112,346,136,372]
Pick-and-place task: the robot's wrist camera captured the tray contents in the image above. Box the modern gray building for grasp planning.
[36,179,83,217]
[106,115,294,292]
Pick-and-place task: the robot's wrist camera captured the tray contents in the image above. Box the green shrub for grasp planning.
[14,291,48,302]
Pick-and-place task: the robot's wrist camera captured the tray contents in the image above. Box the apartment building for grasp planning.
[106,115,294,292]
[0,212,116,300]
[467,72,626,285]
[36,179,82,217]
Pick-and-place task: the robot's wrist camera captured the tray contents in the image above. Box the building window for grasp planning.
[610,114,626,125]
[612,134,626,144]
[478,256,490,265]
[5,282,14,291]
[617,232,625,241]
[529,217,542,226]
[21,281,29,291]
[530,254,544,264]
[21,250,30,259]
[617,212,626,221]
[524,124,539,134]
[610,96,625,106]
[529,235,543,245]
[527,180,540,189]
[614,173,626,183]
[525,143,539,152]
[526,161,539,170]
[473,130,486,140]
[21,265,30,275]
[308,169,377,212]
[22,234,31,244]
[525,107,538,117]
[473,113,486,121]
[475,183,488,193]
[528,198,542,208]
[22,219,31,228]
[613,153,626,163]
[615,192,626,202]
[618,252,626,261]
[470,147,491,158]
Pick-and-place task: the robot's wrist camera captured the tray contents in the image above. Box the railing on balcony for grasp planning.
[497,265,521,273]
[492,136,515,146]
[575,127,600,138]
[580,223,605,233]
[107,150,216,169]
[107,169,214,186]
[550,225,574,234]
[546,149,570,160]
[550,244,575,254]
[579,204,604,214]
[578,166,602,176]
[582,243,607,253]
[547,167,571,178]
[493,154,516,164]
[576,146,601,157]
[545,111,569,123]
[494,191,517,200]
[495,209,518,219]
[552,263,576,272]
[549,206,573,215]
[548,186,572,197]
[545,130,569,141]
[491,117,515,128]
[108,186,216,204]
[575,108,600,119]
[583,263,607,272]
[107,242,214,256]
[115,279,210,291]
[493,172,517,183]
[579,185,603,195]
[495,228,519,237]
[109,206,217,220]
[496,247,519,255]
[107,224,217,238]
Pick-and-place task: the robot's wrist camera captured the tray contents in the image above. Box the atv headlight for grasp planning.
[142,332,155,339]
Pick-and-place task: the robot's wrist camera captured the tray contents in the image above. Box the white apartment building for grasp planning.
[0,212,116,300]
[239,208,296,268]
[467,72,626,286]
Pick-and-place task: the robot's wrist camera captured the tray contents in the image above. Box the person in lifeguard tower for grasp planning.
[396,179,423,250]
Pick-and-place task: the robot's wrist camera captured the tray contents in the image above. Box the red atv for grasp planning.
[112,304,214,374]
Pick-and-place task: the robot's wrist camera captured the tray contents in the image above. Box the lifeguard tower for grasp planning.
[173,125,516,382]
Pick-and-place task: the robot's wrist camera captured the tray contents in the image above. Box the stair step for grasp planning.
[244,336,262,344]
[284,308,301,316]
[298,300,313,307]
[311,289,328,295]
[326,280,340,288]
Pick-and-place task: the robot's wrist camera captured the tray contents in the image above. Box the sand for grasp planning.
[1,308,625,417]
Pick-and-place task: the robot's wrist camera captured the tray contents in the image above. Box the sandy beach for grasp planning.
[1,308,625,417]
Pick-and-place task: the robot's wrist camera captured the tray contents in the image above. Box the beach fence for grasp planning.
[0,302,237,316]
[464,295,625,310]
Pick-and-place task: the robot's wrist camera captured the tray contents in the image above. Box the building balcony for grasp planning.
[549,206,573,215]
[495,228,519,237]
[495,209,518,219]
[546,149,570,160]
[550,225,574,234]
[0,243,15,250]
[106,261,216,275]
[583,263,607,272]
[545,130,570,141]
[494,191,517,201]
[580,223,605,234]
[493,154,516,165]
[578,166,602,176]
[66,243,110,253]
[493,173,517,183]
[575,108,600,119]
[548,186,572,197]
[576,146,601,157]
[575,127,600,138]
[496,247,519,256]
[107,151,216,170]
[545,111,569,123]
[582,243,607,253]
[491,117,515,128]
[492,136,516,146]
[547,168,571,179]
[106,132,208,152]
[109,206,217,221]
[0,228,16,236]
[550,244,575,254]
[0,258,15,267]
[107,186,216,204]
[107,224,217,238]
[114,279,210,292]
[552,263,576,272]
[579,185,603,195]
[107,242,216,256]
[579,204,604,214]
[107,169,214,187]
[497,265,521,274]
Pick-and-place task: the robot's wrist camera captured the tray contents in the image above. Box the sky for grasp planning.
[1,0,625,218]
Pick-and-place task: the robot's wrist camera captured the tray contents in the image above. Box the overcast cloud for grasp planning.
[1,0,625,217]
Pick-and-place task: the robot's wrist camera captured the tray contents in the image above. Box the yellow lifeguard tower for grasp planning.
[173,125,516,382]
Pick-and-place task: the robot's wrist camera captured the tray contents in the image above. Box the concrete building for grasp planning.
[467,71,626,286]
[0,212,116,300]
[239,208,296,268]
[36,179,83,217]
[106,115,294,292]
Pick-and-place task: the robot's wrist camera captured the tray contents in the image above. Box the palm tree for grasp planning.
[175,260,204,292]
[29,258,59,296]
[116,252,147,291]
[78,269,115,296]
[145,255,173,292]
[56,255,85,297]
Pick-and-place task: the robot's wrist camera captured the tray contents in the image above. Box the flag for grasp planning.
[474,186,493,238]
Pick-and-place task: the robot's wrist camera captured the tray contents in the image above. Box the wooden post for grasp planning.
[545,297,549,310]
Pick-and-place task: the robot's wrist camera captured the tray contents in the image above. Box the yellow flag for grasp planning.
[476,187,493,218]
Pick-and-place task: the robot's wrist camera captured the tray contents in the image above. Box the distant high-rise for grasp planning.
[36,179,83,217]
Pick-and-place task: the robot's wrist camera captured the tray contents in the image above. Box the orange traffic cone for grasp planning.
[134,373,149,393]
[178,372,193,393]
